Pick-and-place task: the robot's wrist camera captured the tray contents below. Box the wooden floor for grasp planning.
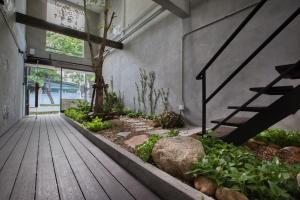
[0,115,160,200]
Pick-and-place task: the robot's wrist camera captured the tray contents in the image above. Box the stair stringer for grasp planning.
[220,85,300,145]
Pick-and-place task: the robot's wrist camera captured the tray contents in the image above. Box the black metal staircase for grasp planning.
[196,0,300,145]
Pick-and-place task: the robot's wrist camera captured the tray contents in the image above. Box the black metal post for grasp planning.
[202,73,207,135]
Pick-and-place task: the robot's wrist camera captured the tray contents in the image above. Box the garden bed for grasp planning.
[63,99,300,200]
[62,114,212,200]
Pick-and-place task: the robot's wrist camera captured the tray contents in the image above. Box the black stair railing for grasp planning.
[213,60,300,131]
[196,1,300,135]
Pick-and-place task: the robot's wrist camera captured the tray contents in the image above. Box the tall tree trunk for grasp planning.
[94,65,104,113]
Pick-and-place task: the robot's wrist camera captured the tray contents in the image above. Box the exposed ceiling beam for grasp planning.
[152,0,190,18]
[15,12,123,49]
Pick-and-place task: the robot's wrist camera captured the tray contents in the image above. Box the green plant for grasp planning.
[189,136,300,200]
[103,79,125,114]
[75,100,91,113]
[136,135,162,162]
[159,111,184,129]
[127,112,144,118]
[83,117,112,132]
[64,108,87,123]
[166,129,179,137]
[255,129,300,147]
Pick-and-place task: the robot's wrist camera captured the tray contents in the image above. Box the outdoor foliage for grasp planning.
[46,31,84,58]
[136,130,180,162]
[255,129,300,147]
[127,111,144,118]
[64,108,87,123]
[166,129,179,137]
[103,80,125,114]
[189,135,300,200]
[83,117,112,132]
[136,135,162,162]
[159,111,184,129]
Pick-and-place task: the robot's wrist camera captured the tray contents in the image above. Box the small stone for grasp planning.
[133,122,146,126]
[117,132,131,139]
[147,129,170,135]
[277,146,300,164]
[135,127,153,132]
[194,176,217,196]
[124,135,149,149]
[216,187,248,200]
[179,127,202,136]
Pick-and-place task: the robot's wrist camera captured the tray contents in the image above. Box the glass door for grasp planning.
[25,64,61,115]
[61,68,95,111]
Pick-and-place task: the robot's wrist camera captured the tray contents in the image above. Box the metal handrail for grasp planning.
[206,7,300,104]
[212,60,300,130]
[199,2,300,135]
[196,0,268,80]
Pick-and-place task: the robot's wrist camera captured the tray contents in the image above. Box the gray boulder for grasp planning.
[152,136,205,180]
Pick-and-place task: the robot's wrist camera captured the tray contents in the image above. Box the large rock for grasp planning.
[194,176,217,196]
[216,187,249,200]
[277,146,300,164]
[152,136,205,180]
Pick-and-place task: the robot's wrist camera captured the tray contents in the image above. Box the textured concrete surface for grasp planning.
[0,0,27,134]
[104,0,300,130]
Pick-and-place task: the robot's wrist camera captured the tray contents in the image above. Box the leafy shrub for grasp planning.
[189,136,300,200]
[145,114,158,120]
[103,90,124,114]
[166,129,179,137]
[255,129,300,147]
[136,130,179,162]
[136,135,162,162]
[64,108,87,123]
[75,100,91,113]
[83,117,112,132]
[159,111,184,129]
[127,112,144,118]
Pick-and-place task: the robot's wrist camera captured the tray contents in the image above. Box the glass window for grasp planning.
[46,0,85,58]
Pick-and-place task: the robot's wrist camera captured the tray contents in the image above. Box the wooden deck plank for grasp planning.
[36,116,60,200]
[46,116,85,200]
[0,119,30,170]
[0,117,35,200]
[50,116,110,200]
[10,117,41,200]
[0,119,25,147]
[54,116,135,200]
[60,116,160,200]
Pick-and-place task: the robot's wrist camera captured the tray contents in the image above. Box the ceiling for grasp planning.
[65,0,104,13]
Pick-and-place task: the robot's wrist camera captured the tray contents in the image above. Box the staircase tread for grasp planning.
[228,106,267,112]
[211,117,250,127]
[211,126,236,138]
[250,86,294,95]
[276,63,300,79]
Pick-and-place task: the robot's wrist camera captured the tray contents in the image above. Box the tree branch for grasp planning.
[83,0,96,69]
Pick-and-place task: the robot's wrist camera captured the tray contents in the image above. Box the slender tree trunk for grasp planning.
[94,64,104,113]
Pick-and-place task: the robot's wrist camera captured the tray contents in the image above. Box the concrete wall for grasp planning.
[0,0,27,134]
[26,0,100,69]
[104,0,300,130]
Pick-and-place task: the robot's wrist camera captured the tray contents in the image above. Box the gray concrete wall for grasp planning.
[0,0,27,134]
[104,0,300,131]
[26,0,100,69]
